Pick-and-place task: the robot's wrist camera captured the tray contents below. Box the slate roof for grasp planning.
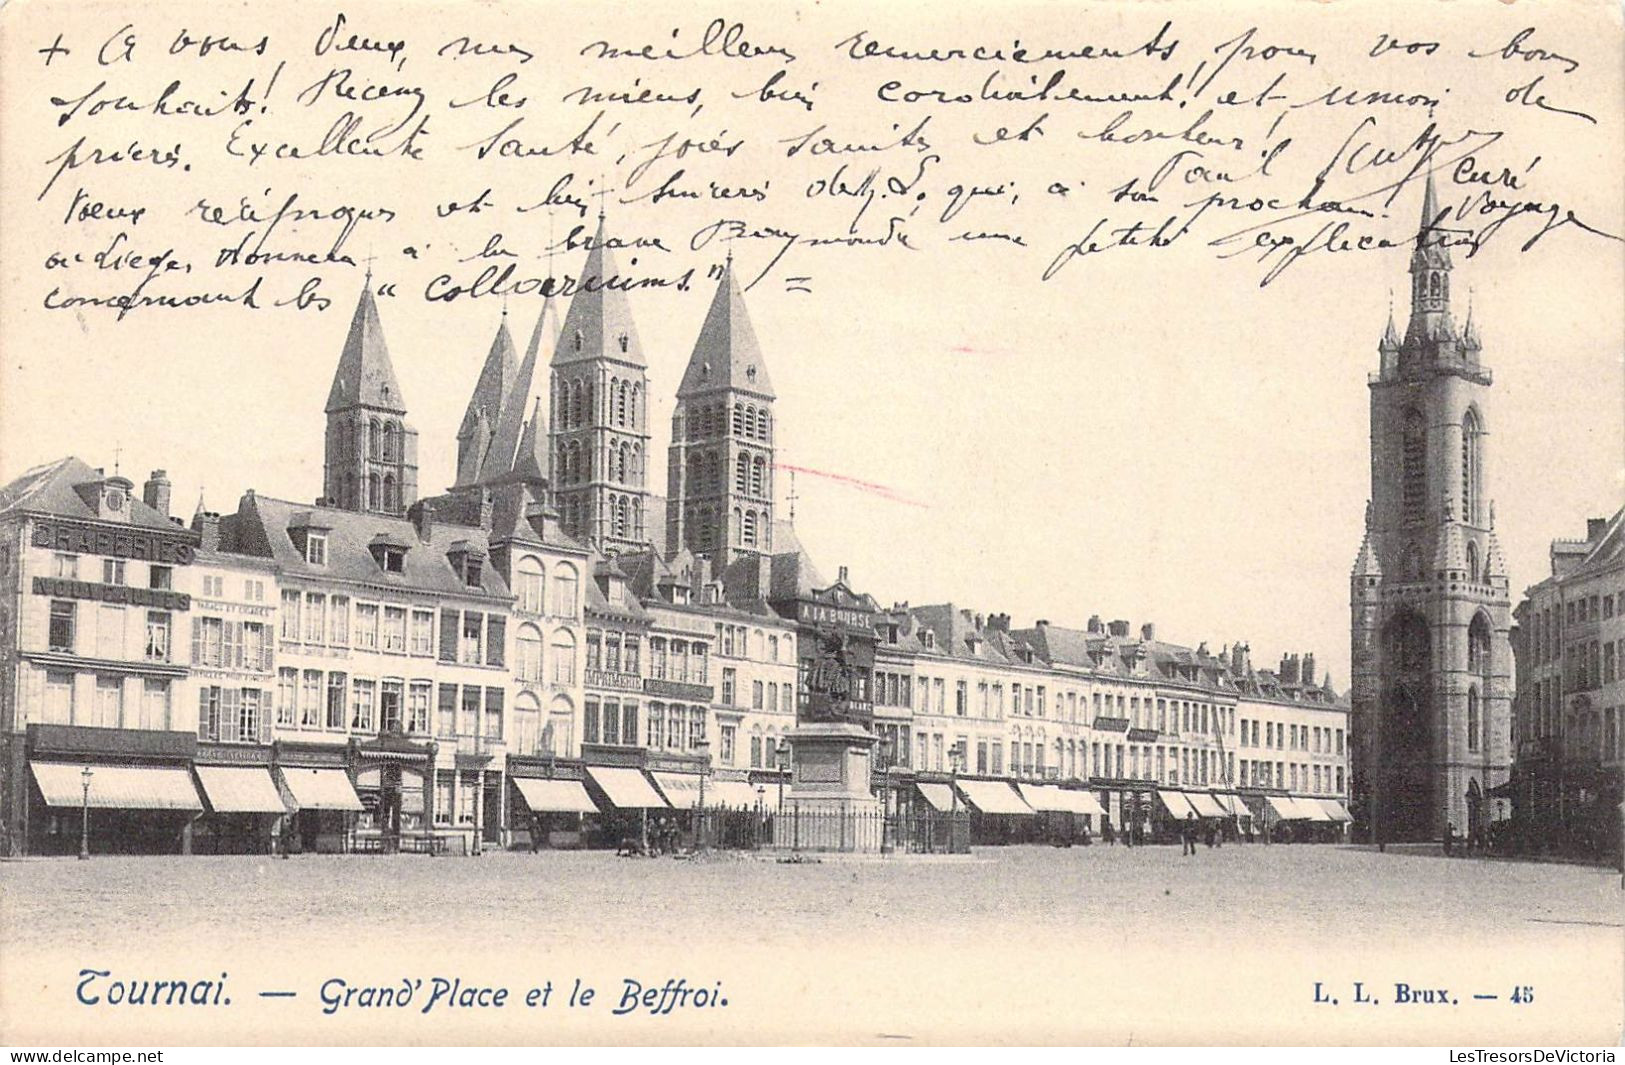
[1572,505,1625,579]
[676,262,775,400]
[481,297,559,485]
[325,286,406,414]
[550,219,647,369]
[222,491,510,600]
[0,456,185,534]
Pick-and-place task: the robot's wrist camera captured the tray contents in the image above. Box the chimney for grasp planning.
[974,613,984,631]
[1036,618,1049,628]
[142,470,172,517]
[1302,653,1317,688]
[1108,619,1130,637]
[1279,654,1300,685]
[986,613,1010,633]
[1588,517,1608,542]
[1230,643,1246,673]
[192,510,221,552]
[837,565,850,585]
[1141,622,1156,642]
[412,501,435,544]
[1087,615,1102,634]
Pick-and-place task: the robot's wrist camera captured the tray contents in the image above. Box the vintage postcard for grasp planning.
[0,0,1620,1048]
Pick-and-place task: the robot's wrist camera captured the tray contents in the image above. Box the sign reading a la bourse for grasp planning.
[795,593,876,729]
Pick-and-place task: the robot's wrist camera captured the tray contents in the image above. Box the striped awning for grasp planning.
[916,782,955,812]
[31,762,202,811]
[196,766,287,814]
[280,768,363,811]
[512,777,598,814]
[1216,793,1253,818]
[957,779,1034,815]
[1186,791,1229,818]
[1266,795,1301,819]
[586,766,668,809]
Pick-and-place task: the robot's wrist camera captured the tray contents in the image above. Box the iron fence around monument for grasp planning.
[675,804,971,855]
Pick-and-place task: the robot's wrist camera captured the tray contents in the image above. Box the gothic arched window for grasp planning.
[733,403,744,435]
[381,422,398,463]
[630,384,639,429]
[751,455,765,496]
[369,419,383,460]
[735,453,749,492]
[382,474,397,513]
[1466,541,1480,583]
[1401,408,1425,524]
[1468,613,1492,677]
[742,510,757,548]
[1462,408,1483,525]
[760,410,771,442]
[367,472,381,511]
[1467,688,1481,753]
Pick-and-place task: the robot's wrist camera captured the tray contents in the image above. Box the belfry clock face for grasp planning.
[105,490,125,512]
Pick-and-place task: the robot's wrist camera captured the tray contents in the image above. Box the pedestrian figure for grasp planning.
[1444,822,1455,856]
[1103,819,1115,846]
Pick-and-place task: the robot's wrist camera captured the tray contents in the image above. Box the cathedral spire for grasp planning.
[326,284,406,414]
[677,259,775,400]
[1407,171,1454,335]
[481,296,560,484]
[454,316,518,488]
[551,216,646,370]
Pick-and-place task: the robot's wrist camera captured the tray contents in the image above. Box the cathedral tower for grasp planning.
[323,282,419,515]
[548,220,651,555]
[1350,174,1512,843]
[666,260,777,558]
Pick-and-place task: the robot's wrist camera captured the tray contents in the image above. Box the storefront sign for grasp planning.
[32,517,196,565]
[585,668,643,692]
[33,576,191,611]
[796,601,873,631]
[643,678,712,701]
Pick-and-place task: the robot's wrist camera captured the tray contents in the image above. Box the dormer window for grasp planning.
[574,329,583,352]
[306,532,328,566]
[381,547,406,574]
[368,531,412,574]
[922,630,936,650]
[746,366,757,382]
[464,559,483,588]
[618,333,629,353]
[447,540,487,588]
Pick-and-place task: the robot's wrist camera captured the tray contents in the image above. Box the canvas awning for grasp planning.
[1157,790,1197,818]
[1186,791,1229,818]
[1066,790,1107,816]
[195,766,287,814]
[280,768,364,811]
[957,779,1035,815]
[586,766,669,809]
[512,777,598,814]
[1292,797,1334,821]
[1265,795,1302,819]
[31,762,202,811]
[1017,783,1070,812]
[1216,793,1253,818]
[916,782,955,812]
[651,772,704,809]
[706,779,762,808]
[1318,799,1353,822]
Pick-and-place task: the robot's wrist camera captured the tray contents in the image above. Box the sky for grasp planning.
[1,0,1621,688]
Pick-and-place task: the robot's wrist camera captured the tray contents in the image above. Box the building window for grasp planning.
[48,600,75,653]
[517,624,543,682]
[144,611,171,662]
[1401,408,1426,524]
[304,593,326,645]
[407,681,432,735]
[410,610,433,656]
[485,687,504,741]
[102,559,126,586]
[517,557,544,613]
[1467,688,1480,752]
[383,606,407,653]
[149,565,173,591]
[141,678,171,730]
[52,553,78,579]
[437,684,457,738]
[329,596,350,646]
[720,724,736,766]
[306,532,328,566]
[355,603,379,650]
[315,671,339,729]
[277,669,297,727]
[722,668,736,706]
[552,631,577,685]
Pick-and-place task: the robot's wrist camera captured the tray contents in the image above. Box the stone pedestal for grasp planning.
[779,723,882,852]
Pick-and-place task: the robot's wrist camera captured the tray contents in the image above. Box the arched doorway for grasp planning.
[1380,611,1433,841]
[1466,777,1483,848]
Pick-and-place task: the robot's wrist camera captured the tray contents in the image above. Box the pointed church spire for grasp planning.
[511,397,548,483]
[481,296,560,484]
[678,259,774,399]
[552,216,646,369]
[454,317,518,487]
[326,284,406,414]
[1352,499,1382,578]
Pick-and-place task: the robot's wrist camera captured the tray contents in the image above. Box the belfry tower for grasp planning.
[548,218,651,555]
[323,282,419,515]
[1349,174,1513,844]
[666,259,777,558]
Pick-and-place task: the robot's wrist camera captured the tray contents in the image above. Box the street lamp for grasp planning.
[79,766,93,860]
[775,738,790,813]
[693,739,711,852]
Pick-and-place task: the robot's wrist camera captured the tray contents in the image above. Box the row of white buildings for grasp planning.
[0,228,1351,855]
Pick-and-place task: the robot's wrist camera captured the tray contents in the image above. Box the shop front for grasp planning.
[21,724,201,856]
[276,763,363,853]
[509,772,597,849]
[956,777,1036,845]
[583,764,670,849]
[193,763,286,854]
